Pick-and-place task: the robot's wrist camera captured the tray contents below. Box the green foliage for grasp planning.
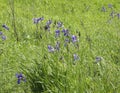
[0,0,120,93]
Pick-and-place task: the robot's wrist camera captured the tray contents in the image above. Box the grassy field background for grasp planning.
[0,0,120,93]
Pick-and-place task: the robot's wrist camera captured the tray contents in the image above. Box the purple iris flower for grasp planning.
[117,13,120,19]
[57,21,62,28]
[0,31,3,35]
[65,38,69,42]
[55,41,60,51]
[110,11,114,18]
[108,4,112,8]
[101,6,106,12]
[16,73,26,84]
[48,45,54,52]
[46,20,52,26]
[2,24,9,30]
[55,30,60,37]
[95,56,102,63]
[44,25,50,31]
[64,38,70,47]
[73,54,79,61]
[73,54,79,65]
[1,36,6,40]
[95,56,104,64]
[33,17,44,24]
[62,29,69,36]
[72,35,77,43]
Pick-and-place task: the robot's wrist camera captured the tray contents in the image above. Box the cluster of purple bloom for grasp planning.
[101,4,120,19]
[110,11,120,19]
[32,17,80,64]
[101,4,113,12]
[35,18,80,64]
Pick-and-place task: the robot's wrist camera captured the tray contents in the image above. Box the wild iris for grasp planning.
[2,24,9,30]
[72,35,77,43]
[33,17,44,24]
[16,73,26,84]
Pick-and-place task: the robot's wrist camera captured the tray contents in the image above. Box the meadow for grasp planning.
[0,0,120,93]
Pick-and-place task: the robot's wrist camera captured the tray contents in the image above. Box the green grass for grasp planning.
[0,0,120,93]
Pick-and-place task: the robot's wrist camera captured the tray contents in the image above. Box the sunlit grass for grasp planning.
[0,0,120,93]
